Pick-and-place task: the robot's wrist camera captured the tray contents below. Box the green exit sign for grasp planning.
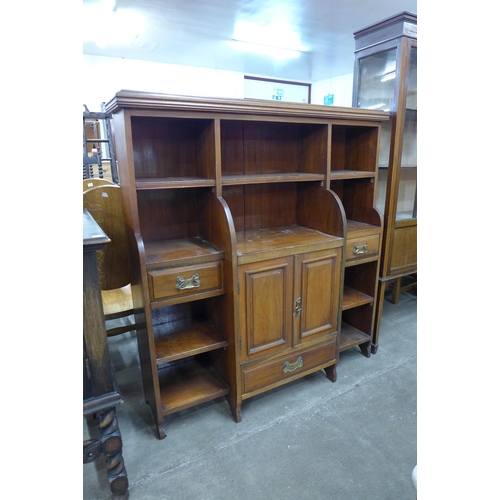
[272,88,283,100]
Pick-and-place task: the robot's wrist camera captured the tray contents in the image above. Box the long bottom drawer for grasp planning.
[241,339,337,396]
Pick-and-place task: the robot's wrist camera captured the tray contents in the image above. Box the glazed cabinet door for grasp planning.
[238,256,294,362]
[293,248,341,346]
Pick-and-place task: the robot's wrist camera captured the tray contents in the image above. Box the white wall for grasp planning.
[82,54,353,111]
[83,55,245,110]
[310,73,354,107]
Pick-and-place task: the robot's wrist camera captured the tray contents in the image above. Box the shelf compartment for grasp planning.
[342,286,373,311]
[345,220,381,237]
[343,261,378,309]
[137,188,220,245]
[220,120,328,178]
[339,322,371,352]
[144,237,224,271]
[154,318,228,364]
[131,116,216,181]
[330,178,381,229]
[158,358,229,416]
[331,125,378,173]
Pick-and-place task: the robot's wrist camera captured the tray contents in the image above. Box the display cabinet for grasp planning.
[105,91,388,438]
[352,12,417,353]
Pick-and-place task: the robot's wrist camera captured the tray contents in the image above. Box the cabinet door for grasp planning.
[238,257,294,362]
[293,249,341,346]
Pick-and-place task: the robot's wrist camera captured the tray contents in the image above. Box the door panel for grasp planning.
[239,257,293,362]
[294,249,340,345]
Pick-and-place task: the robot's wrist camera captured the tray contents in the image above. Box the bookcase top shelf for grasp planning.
[105,90,390,123]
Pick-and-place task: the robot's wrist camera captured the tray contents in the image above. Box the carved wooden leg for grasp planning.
[227,393,242,423]
[232,402,242,423]
[359,340,371,358]
[96,408,129,500]
[324,364,337,383]
[83,438,102,464]
[156,425,167,440]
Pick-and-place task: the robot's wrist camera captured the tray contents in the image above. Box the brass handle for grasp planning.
[294,297,302,316]
[283,356,303,373]
[353,243,368,255]
[176,273,201,290]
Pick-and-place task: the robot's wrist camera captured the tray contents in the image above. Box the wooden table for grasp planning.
[83,208,129,500]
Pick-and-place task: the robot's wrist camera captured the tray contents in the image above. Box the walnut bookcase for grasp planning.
[105,91,388,439]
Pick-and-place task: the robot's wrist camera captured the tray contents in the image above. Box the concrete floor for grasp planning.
[84,289,417,500]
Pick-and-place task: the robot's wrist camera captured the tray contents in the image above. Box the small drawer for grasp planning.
[346,234,380,261]
[242,340,336,395]
[148,261,223,303]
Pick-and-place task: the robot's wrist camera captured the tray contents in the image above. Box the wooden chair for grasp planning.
[83,178,114,192]
[83,184,135,337]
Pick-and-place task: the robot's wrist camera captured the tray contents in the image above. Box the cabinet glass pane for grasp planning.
[397,47,417,220]
[356,48,397,112]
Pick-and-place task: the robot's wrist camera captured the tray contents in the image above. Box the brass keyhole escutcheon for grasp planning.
[295,297,302,316]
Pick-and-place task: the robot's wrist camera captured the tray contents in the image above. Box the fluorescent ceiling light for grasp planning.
[83,0,145,47]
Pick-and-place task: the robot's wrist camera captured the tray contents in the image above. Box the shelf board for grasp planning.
[222,172,324,185]
[158,359,229,415]
[155,319,228,364]
[144,237,224,269]
[136,177,216,189]
[342,286,373,311]
[346,220,381,238]
[330,170,376,180]
[236,224,343,265]
[339,322,371,352]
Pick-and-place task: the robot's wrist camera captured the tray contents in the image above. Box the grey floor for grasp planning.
[84,289,417,500]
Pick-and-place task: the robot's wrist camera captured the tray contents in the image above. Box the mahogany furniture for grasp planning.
[352,12,417,353]
[83,208,129,499]
[105,91,388,439]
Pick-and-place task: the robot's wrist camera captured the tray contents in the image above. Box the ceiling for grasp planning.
[82,0,417,82]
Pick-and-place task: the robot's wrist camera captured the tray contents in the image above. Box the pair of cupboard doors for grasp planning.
[239,247,341,397]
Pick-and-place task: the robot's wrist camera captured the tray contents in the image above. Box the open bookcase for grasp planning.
[106,91,388,439]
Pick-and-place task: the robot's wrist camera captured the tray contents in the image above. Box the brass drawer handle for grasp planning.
[353,243,368,255]
[283,356,303,373]
[176,273,201,290]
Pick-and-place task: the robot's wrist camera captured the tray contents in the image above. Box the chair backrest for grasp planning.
[83,178,114,192]
[83,184,131,291]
